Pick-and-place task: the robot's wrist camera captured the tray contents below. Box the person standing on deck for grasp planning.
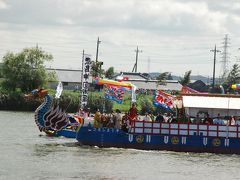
[93,109,101,128]
[155,112,164,122]
[128,103,138,121]
[115,109,122,129]
[203,113,213,124]
[143,112,152,121]
[230,116,236,125]
[163,113,169,122]
[194,113,201,124]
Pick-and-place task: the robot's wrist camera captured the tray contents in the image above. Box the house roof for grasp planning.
[182,94,240,110]
[113,72,182,90]
[158,81,183,91]
[188,80,208,92]
[113,72,149,80]
[47,68,92,83]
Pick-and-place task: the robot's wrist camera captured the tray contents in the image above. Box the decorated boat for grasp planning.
[76,93,240,154]
[29,88,81,138]
[30,53,91,138]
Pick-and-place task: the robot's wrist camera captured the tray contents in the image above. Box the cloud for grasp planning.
[56,18,75,25]
[0,0,236,35]
[0,0,240,76]
[0,0,8,9]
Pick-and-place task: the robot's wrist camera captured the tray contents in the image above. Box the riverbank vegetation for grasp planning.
[0,46,157,114]
[2,46,240,114]
[0,87,155,114]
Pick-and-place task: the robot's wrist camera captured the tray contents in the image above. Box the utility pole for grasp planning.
[132,46,142,72]
[210,45,221,89]
[95,37,101,62]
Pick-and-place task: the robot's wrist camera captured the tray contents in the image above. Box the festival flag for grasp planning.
[181,86,200,94]
[131,84,137,103]
[81,54,91,109]
[55,82,63,99]
[153,90,174,111]
[105,85,125,104]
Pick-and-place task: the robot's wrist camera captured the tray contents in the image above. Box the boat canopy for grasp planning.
[182,94,240,117]
[183,95,240,110]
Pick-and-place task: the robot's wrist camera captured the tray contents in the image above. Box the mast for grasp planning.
[80,50,85,109]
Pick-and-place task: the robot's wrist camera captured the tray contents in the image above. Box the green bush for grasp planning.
[0,90,40,111]
[88,92,113,113]
[0,89,114,113]
[0,88,171,114]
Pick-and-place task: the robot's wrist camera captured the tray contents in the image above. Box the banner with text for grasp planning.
[81,54,91,109]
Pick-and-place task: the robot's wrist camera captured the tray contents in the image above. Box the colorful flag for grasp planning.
[153,90,174,111]
[105,85,125,104]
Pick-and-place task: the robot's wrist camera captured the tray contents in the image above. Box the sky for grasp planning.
[0,0,240,77]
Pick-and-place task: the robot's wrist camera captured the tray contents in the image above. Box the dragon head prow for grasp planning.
[25,88,48,99]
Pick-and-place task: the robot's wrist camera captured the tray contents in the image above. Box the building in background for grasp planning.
[47,70,183,91]
[113,72,182,91]
[47,68,93,90]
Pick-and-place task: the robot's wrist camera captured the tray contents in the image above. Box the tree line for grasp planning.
[0,46,240,112]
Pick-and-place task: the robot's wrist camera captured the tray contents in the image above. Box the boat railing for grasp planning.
[130,121,240,138]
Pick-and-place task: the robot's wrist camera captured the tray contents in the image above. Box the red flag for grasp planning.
[153,90,174,110]
[181,86,200,94]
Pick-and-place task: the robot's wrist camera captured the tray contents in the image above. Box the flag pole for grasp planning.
[80,50,85,110]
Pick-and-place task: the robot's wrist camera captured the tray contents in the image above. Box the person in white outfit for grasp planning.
[143,112,152,121]
[114,109,122,129]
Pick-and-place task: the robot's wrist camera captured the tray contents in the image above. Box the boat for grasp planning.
[30,52,90,138]
[76,93,240,154]
[29,88,81,138]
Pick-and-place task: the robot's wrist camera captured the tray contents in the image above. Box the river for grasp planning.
[0,111,240,180]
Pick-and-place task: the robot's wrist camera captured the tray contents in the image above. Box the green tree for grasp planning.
[105,67,114,79]
[91,61,104,78]
[1,47,54,92]
[179,70,191,86]
[140,99,154,115]
[0,63,3,78]
[157,72,170,85]
[226,64,240,85]
[167,73,173,80]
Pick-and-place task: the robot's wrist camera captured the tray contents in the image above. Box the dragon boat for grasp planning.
[29,89,82,138]
[76,93,240,154]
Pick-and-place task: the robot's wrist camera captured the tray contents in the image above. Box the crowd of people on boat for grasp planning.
[78,103,240,131]
[191,113,240,125]
[90,103,176,129]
